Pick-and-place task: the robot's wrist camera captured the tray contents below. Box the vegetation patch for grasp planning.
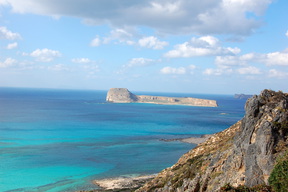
[220,183,272,192]
[268,151,288,192]
[169,155,205,190]
[210,171,224,180]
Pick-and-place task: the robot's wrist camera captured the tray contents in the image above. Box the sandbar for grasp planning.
[160,134,212,145]
[92,175,156,191]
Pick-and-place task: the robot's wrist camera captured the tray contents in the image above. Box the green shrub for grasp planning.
[220,183,234,191]
[268,152,288,192]
[220,183,272,192]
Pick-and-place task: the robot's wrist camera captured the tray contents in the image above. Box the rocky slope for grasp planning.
[106,88,218,107]
[137,89,288,192]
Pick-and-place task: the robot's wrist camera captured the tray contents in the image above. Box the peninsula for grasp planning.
[138,89,288,192]
[106,88,218,107]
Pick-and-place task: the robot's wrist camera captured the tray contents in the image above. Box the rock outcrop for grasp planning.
[234,94,253,99]
[137,89,288,192]
[106,88,138,103]
[106,88,218,107]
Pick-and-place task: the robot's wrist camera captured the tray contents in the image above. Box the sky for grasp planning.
[0,0,287,94]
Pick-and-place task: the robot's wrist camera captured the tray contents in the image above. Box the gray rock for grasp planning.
[106,88,138,103]
[137,89,288,192]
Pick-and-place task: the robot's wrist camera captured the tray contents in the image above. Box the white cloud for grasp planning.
[160,64,196,75]
[138,36,168,49]
[215,56,239,66]
[47,64,69,71]
[0,57,17,68]
[188,64,196,70]
[0,26,21,40]
[95,30,168,49]
[203,68,221,76]
[103,28,136,45]
[125,58,155,68]
[265,51,288,66]
[90,36,101,47]
[6,42,18,49]
[205,49,288,76]
[160,66,186,75]
[215,53,261,69]
[71,58,99,73]
[203,68,233,76]
[165,36,241,58]
[268,69,288,79]
[237,66,261,75]
[215,50,288,66]
[72,58,92,63]
[82,64,100,75]
[0,0,272,35]
[286,30,288,37]
[29,48,61,62]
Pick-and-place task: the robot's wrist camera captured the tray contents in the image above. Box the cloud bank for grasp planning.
[0,57,17,68]
[165,36,241,58]
[28,48,61,62]
[0,26,21,40]
[0,0,272,35]
[160,65,196,75]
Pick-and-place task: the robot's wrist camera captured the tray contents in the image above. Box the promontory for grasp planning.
[106,88,218,107]
[137,89,288,192]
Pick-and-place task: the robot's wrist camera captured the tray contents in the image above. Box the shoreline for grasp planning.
[160,134,212,145]
[91,174,156,192]
[89,135,212,191]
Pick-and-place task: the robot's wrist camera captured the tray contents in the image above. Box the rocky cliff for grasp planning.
[106,88,218,107]
[106,88,138,103]
[137,89,288,192]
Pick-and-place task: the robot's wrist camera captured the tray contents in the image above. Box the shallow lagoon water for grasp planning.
[0,88,246,191]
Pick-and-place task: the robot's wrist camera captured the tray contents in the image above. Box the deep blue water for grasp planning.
[0,88,247,192]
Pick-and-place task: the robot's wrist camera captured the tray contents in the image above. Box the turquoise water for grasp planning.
[0,88,246,191]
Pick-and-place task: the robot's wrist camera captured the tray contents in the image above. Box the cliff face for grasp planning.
[106,88,218,107]
[137,89,288,192]
[106,88,138,103]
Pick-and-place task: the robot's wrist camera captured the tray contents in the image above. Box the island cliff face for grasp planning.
[106,88,218,107]
[137,89,288,192]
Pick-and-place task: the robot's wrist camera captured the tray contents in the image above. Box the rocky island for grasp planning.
[106,88,218,107]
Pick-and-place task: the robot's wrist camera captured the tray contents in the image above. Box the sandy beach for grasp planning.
[160,134,212,144]
[180,134,212,144]
[92,175,156,191]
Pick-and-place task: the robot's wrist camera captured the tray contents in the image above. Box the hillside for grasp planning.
[137,89,288,192]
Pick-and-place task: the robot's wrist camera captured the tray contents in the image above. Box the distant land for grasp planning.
[106,88,218,107]
[234,93,253,99]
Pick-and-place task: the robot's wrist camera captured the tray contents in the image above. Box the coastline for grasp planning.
[160,134,212,145]
[89,135,211,191]
[91,174,156,192]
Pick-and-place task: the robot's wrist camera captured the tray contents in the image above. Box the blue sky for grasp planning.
[0,0,287,94]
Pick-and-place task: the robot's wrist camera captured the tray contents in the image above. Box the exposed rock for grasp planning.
[106,88,138,103]
[234,94,253,99]
[137,89,288,192]
[106,88,218,107]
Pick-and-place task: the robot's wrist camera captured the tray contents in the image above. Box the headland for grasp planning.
[106,88,218,107]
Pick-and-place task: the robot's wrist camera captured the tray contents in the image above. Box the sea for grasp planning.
[0,87,247,192]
